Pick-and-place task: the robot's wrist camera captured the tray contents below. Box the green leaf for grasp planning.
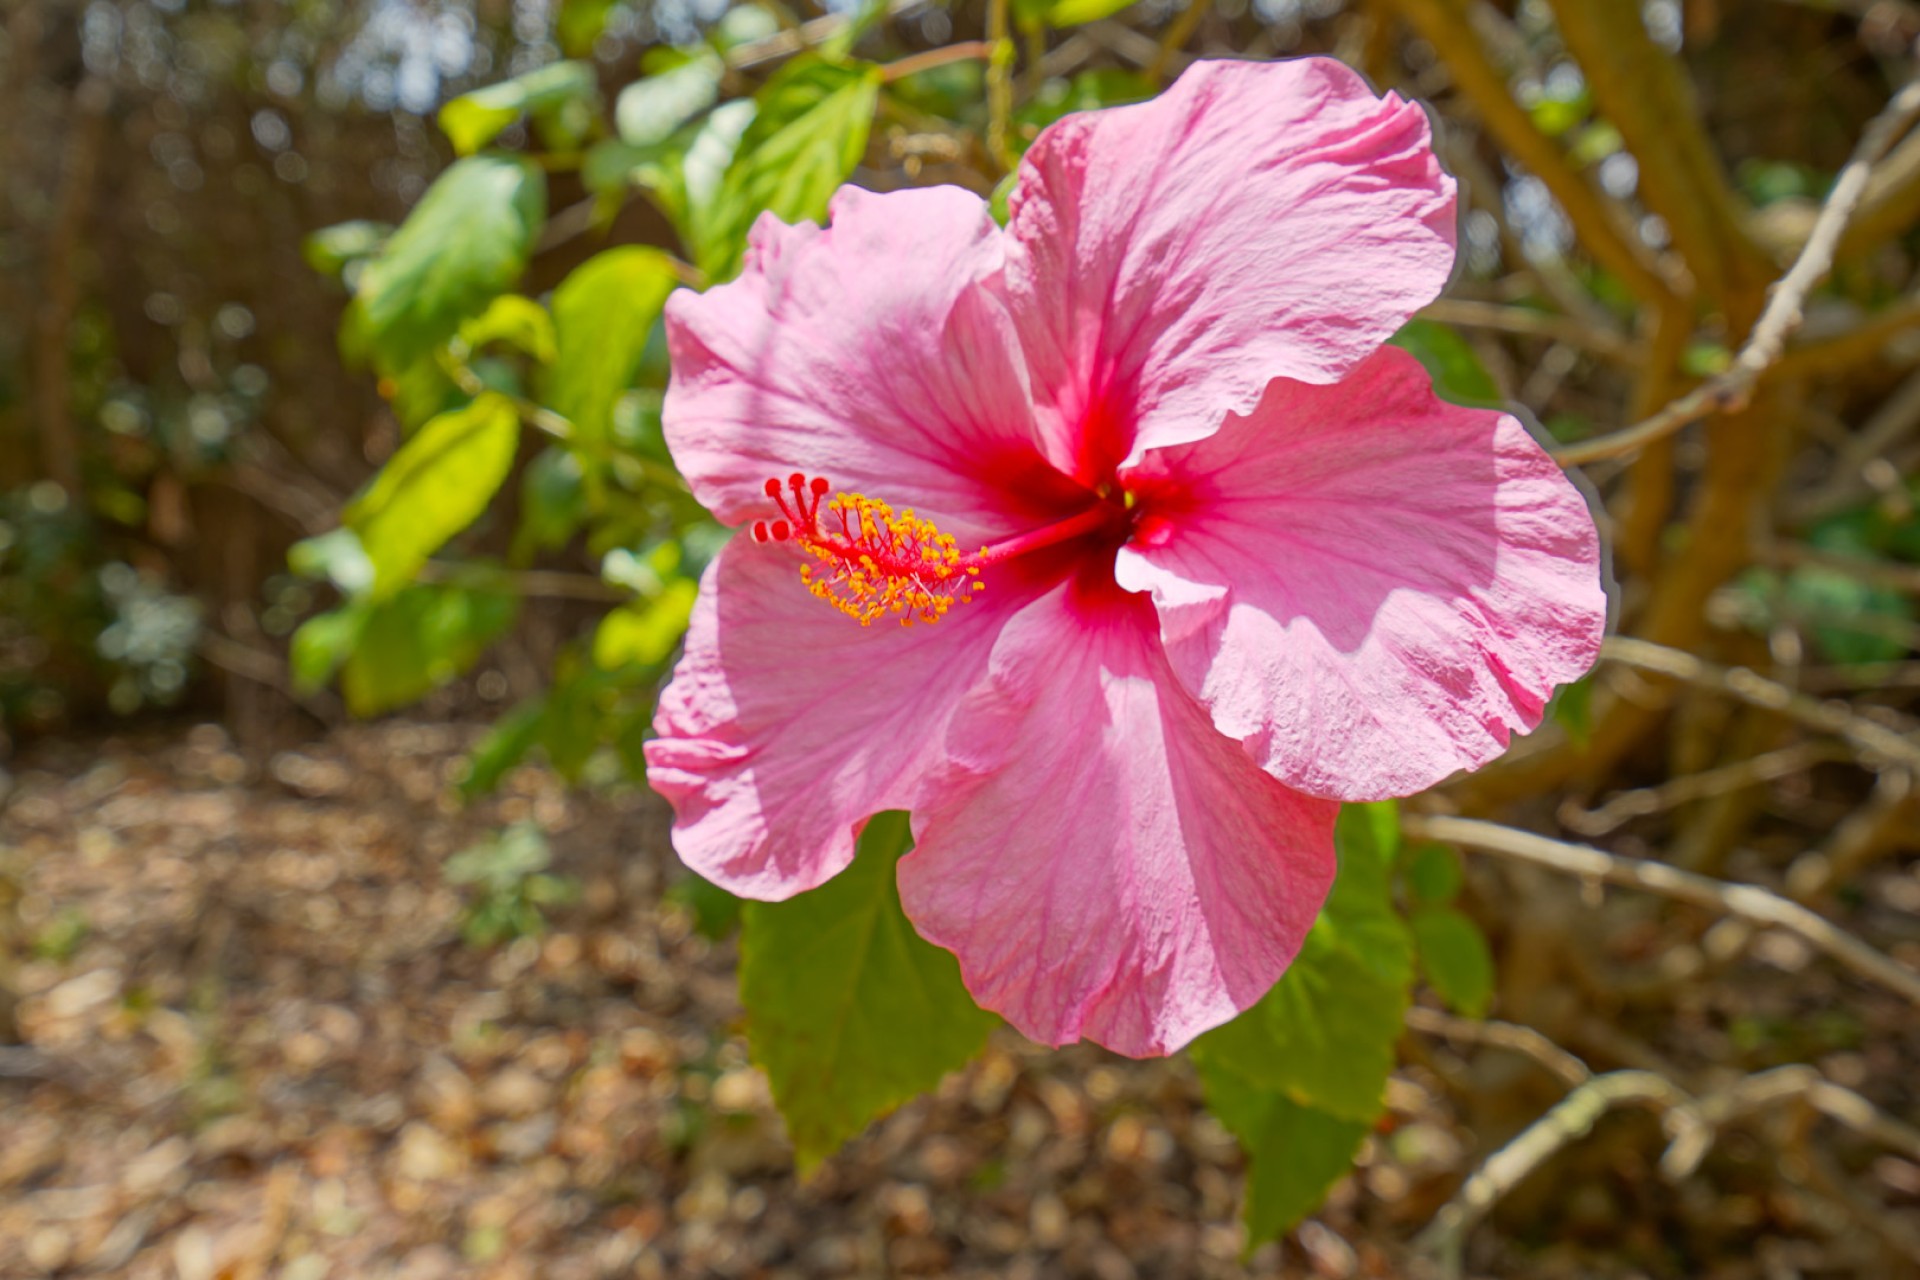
[289,604,369,692]
[1411,906,1495,1018]
[340,579,519,716]
[513,446,588,562]
[592,578,698,669]
[439,61,597,156]
[459,294,557,364]
[1192,803,1413,1125]
[346,394,521,599]
[615,52,724,147]
[1401,841,1464,905]
[741,811,997,1171]
[1548,674,1595,747]
[556,0,617,56]
[1192,802,1414,1246]
[1191,1059,1370,1244]
[543,247,680,448]
[1391,318,1503,408]
[700,57,881,281]
[1023,0,1139,26]
[303,219,391,279]
[288,528,375,595]
[459,697,547,798]
[351,155,545,373]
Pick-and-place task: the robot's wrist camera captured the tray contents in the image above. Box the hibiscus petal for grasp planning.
[1115,345,1608,801]
[899,582,1338,1057]
[644,535,1025,899]
[1002,57,1457,480]
[663,185,1076,542]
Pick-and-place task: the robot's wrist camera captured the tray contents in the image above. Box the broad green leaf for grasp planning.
[303,219,391,279]
[351,155,545,372]
[1192,1057,1370,1244]
[1192,802,1415,1246]
[439,61,597,156]
[1192,802,1414,1125]
[340,579,519,716]
[615,52,724,147]
[1391,318,1503,408]
[346,394,521,599]
[289,604,369,692]
[459,295,556,364]
[1411,906,1495,1018]
[1401,841,1464,905]
[543,247,680,447]
[700,57,881,280]
[592,578,698,669]
[741,811,997,1171]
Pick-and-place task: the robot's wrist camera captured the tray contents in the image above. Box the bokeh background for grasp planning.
[7,1,1920,1276]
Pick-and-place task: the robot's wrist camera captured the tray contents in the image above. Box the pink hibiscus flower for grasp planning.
[644,57,1606,1056]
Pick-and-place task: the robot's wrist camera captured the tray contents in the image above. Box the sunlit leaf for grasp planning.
[350,155,545,372]
[459,294,557,364]
[303,219,391,279]
[741,812,997,1171]
[592,578,697,669]
[543,247,680,448]
[439,61,597,156]
[345,394,520,599]
[700,57,881,281]
[615,52,723,147]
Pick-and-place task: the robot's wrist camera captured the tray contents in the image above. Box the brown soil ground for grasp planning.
[3,722,1918,1279]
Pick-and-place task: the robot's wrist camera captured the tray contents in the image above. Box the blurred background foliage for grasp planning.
[11,0,1920,1270]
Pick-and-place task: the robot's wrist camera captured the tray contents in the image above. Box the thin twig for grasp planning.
[1403,1007,1592,1088]
[880,41,992,83]
[1415,1070,1689,1275]
[1420,298,1636,363]
[1557,72,1920,466]
[1600,636,1920,772]
[1561,740,1848,837]
[1401,814,1920,1008]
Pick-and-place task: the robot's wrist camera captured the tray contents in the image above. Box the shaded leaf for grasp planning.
[1391,318,1503,408]
[1401,842,1464,905]
[340,579,519,716]
[346,394,520,599]
[1192,1056,1370,1244]
[741,811,997,1171]
[1192,802,1413,1125]
[1411,906,1495,1018]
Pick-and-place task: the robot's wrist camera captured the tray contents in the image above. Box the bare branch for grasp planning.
[1556,72,1920,466]
[1400,814,1920,1008]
